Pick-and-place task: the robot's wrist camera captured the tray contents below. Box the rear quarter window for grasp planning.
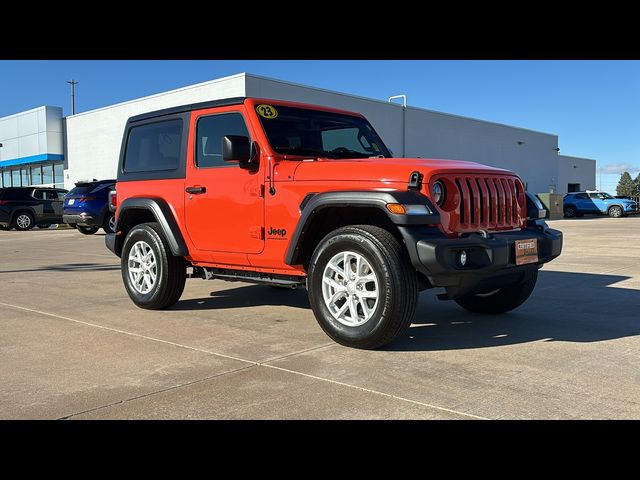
[124,119,183,173]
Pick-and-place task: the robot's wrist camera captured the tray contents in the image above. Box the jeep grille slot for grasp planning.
[447,174,525,232]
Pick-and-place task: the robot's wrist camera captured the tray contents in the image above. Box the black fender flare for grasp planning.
[113,197,188,257]
[284,190,439,265]
[11,207,37,224]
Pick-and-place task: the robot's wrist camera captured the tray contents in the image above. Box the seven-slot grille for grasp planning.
[451,175,524,230]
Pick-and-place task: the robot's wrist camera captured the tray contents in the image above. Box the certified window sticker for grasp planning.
[256,104,278,119]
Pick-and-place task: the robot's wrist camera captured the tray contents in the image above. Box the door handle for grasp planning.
[186,186,206,194]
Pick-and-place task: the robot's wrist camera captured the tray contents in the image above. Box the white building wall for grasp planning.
[558,155,596,193]
[64,73,246,188]
[0,106,63,163]
[63,72,595,194]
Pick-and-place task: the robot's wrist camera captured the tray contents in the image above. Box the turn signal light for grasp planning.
[386,203,407,214]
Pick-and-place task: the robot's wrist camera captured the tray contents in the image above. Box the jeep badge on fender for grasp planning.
[105,97,562,350]
[267,227,287,238]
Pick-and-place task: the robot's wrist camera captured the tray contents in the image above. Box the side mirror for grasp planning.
[222,135,258,170]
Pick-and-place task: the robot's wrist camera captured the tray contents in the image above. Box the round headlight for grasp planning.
[432,181,445,206]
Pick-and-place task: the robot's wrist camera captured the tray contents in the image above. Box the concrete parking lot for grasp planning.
[1,217,639,419]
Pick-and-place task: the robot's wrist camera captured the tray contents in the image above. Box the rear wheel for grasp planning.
[455,269,538,314]
[121,222,186,310]
[563,206,576,218]
[13,212,34,231]
[77,225,100,235]
[608,205,623,218]
[103,214,116,234]
[307,225,418,349]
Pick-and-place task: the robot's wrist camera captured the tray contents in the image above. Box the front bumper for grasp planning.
[399,220,563,299]
[63,213,99,226]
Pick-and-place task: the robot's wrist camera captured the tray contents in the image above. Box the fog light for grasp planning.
[459,250,467,266]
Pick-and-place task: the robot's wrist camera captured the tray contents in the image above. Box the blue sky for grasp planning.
[1,60,638,191]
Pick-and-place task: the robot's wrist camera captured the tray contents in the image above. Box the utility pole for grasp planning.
[66,79,79,115]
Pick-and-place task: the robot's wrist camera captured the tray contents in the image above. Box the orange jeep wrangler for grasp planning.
[106,97,562,349]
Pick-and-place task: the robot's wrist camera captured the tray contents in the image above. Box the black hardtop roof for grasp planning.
[128,97,246,123]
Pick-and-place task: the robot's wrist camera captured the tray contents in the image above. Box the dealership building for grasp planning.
[0,73,596,194]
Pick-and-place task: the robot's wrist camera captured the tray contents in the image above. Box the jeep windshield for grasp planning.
[256,105,392,159]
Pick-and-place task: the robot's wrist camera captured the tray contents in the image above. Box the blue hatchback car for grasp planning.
[63,179,117,234]
[563,191,637,218]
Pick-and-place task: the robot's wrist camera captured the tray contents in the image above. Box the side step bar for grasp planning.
[191,266,306,289]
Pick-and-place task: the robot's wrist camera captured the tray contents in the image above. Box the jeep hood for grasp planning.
[291,157,515,183]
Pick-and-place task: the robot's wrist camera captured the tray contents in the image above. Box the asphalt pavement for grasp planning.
[1,217,638,419]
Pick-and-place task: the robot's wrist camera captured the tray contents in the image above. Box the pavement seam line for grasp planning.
[58,364,257,420]
[261,363,488,420]
[0,301,254,365]
[0,301,487,420]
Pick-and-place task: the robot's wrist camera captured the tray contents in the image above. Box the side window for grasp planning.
[33,190,44,200]
[575,193,589,199]
[196,113,250,168]
[124,119,183,173]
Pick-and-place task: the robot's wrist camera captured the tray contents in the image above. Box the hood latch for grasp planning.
[408,171,423,190]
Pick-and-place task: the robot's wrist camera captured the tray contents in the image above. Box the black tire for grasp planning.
[13,211,35,231]
[608,205,623,218]
[307,225,418,349]
[77,225,100,235]
[103,213,116,234]
[121,222,186,310]
[68,223,77,228]
[37,224,52,229]
[563,206,576,218]
[454,268,538,314]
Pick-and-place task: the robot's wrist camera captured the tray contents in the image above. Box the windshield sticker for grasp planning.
[256,105,278,119]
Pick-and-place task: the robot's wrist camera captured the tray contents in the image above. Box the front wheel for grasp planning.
[77,225,100,235]
[121,222,186,310]
[307,225,418,349]
[454,268,538,314]
[608,205,623,218]
[563,206,576,218]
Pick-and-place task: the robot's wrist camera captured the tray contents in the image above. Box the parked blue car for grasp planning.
[63,179,117,234]
[563,191,638,218]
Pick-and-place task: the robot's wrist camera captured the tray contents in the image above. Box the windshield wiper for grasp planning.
[276,147,338,158]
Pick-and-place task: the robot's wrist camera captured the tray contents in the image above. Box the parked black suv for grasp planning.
[0,187,68,231]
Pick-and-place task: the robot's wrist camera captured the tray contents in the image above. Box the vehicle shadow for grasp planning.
[172,271,640,351]
[386,270,640,351]
[171,285,310,311]
[0,263,120,274]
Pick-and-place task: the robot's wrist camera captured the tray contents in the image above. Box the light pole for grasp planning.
[388,94,407,157]
[66,79,79,115]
